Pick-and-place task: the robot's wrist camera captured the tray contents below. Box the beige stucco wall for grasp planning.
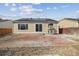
[58,20,79,28]
[13,23,50,34]
[53,23,59,34]
[0,21,13,28]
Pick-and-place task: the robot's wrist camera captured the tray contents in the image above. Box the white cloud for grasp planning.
[32,3,41,5]
[61,5,69,8]
[4,3,16,7]
[20,12,24,15]
[4,3,9,6]
[10,7,17,11]
[12,3,16,6]
[53,7,57,10]
[47,7,51,10]
[19,5,43,14]
[0,15,6,18]
[12,14,17,17]
[76,10,79,13]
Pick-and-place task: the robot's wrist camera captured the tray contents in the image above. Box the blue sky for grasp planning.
[0,3,79,20]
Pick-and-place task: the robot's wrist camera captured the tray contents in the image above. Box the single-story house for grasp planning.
[13,18,58,34]
[58,18,79,34]
[1,18,79,35]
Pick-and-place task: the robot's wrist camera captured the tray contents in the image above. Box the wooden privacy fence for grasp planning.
[0,28,12,36]
[59,28,79,34]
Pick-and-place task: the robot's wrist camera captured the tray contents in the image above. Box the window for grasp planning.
[36,24,42,32]
[18,24,28,30]
[48,23,53,29]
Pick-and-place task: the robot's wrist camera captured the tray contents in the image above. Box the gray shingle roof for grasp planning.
[13,18,58,23]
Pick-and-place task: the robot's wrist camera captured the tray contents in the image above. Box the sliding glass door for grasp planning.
[36,24,42,32]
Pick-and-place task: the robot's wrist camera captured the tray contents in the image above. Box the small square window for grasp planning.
[18,24,28,30]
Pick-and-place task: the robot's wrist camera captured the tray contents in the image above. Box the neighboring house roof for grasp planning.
[0,19,13,28]
[0,18,10,22]
[60,18,79,22]
[13,18,58,23]
[0,20,10,22]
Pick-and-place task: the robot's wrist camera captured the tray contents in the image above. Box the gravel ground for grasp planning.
[0,33,79,56]
[0,46,78,56]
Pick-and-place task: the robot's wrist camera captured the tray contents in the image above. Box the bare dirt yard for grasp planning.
[0,33,79,56]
